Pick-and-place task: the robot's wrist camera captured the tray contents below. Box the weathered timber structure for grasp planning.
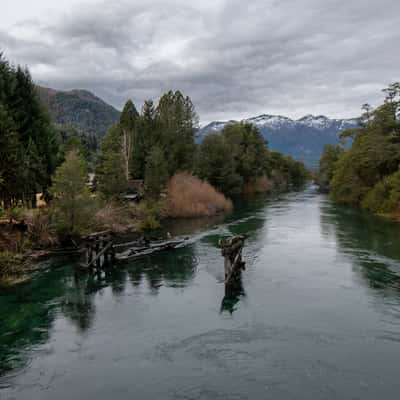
[219,235,246,288]
[81,230,116,270]
[80,231,189,270]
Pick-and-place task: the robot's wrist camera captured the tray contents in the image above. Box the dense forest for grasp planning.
[0,54,308,278]
[318,83,400,218]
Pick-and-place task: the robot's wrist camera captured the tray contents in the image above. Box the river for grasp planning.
[1,185,400,399]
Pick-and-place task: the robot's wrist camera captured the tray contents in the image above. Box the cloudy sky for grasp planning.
[1,0,399,123]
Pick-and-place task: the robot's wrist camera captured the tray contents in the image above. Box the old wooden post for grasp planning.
[219,235,246,287]
[82,230,115,271]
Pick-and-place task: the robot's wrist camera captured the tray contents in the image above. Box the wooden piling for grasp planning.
[81,230,115,271]
[219,235,246,287]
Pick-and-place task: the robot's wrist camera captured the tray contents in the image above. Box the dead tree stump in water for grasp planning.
[219,235,246,288]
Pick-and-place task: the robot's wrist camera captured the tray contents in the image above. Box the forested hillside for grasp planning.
[36,85,120,139]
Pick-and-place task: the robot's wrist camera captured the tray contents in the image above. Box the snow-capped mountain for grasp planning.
[197,114,359,166]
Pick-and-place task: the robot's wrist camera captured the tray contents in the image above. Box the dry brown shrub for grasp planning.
[165,172,233,218]
[24,209,57,248]
[94,202,141,233]
[243,176,272,195]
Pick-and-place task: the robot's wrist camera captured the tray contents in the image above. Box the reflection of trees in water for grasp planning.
[0,260,74,376]
[61,272,97,333]
[126,246,198,294]
[0,245,199,378]
[320,201,400,293]
[162,215,226,238]
[61,268,130,332]
[1,197,272,378]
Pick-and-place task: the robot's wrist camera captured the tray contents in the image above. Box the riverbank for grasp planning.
[0,176,308,286]
[0,194,231,285]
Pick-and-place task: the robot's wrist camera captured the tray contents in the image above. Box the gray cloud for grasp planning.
[1,0,399,123]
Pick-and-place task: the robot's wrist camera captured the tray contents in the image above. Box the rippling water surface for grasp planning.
[1,185,400,399]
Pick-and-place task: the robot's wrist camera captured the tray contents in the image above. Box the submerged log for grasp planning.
[219,235,246,287]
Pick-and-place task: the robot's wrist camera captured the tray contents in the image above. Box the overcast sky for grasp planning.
[1,0,399,123]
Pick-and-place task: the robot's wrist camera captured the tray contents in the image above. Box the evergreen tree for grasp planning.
[222,122,269,184]
[141,100,158,150]
[119,100,139,180]
[95,125,127,197]
[0,54,58,207]
[317,145,343,191]
[195,134,242,194]
[0,105,21,207]
[156,90,197,175]
[145,146,168,199]
[50,150,94,237]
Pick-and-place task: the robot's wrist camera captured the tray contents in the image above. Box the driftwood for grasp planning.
[219,235,246,287]
[116,238,188,261]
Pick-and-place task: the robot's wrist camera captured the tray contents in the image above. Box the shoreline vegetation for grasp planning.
[317,82,400,221]
[0,54,308,284]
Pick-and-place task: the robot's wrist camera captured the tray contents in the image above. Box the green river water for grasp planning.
[1,185,400,399]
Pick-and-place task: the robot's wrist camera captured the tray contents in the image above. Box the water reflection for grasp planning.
[320,198,400,294]
[0,260,70,376]
[0,245,199,378]
[220,278,245,314]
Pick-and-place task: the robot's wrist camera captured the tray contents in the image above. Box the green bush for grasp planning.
[139,201,162,230]
[362,170,400,215]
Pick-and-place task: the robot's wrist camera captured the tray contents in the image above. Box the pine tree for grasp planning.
[156,91,197,175]
[0,55,58,206]
[95,125,127,197]
[145,146,168,199]
[0,105,22,207]
[195,134,242,194]
[119,100,139,180]
[50,150,94,237]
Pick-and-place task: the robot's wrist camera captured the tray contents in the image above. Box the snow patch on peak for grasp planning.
[246,114,294,128]
[297,115,331,129]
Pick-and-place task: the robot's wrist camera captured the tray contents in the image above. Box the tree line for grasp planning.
[317,83,400,217]
[0,53,308,239]
[0,54,58,207]
[96,95,309,200]
[0,54,99,209]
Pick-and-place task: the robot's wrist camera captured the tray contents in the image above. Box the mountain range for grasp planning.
[198,114,359,166]
[36,86,121,138]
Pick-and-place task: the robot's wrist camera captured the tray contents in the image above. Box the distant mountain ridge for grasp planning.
[198,114,359,166]
[36,85,358,166]
[36,86,121,138]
